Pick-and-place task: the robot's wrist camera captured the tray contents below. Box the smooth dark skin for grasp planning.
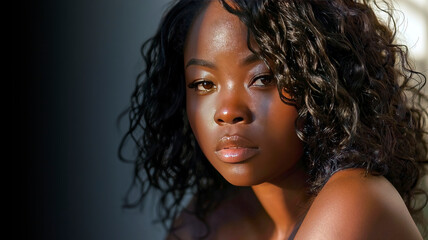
[168,1,423,239]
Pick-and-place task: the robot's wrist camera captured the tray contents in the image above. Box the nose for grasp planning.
[214,90,253,125]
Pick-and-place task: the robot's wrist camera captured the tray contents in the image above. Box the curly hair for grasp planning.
[119,0,428,236]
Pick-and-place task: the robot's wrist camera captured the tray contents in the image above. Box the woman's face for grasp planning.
[184,1,303,186]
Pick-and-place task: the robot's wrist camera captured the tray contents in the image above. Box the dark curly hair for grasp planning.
[119,0,428,236]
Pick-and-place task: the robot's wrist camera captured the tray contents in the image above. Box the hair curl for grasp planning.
[119,0,428,236]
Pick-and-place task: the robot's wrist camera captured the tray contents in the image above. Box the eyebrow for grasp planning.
[241,53,261,66]
[185,53,262,69]
[185,58,216,69]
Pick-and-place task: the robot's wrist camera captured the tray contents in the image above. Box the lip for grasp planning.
[215,135,259,163]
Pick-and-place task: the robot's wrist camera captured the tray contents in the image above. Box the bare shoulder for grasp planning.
[295,168,422,240]
[166,187,271,240]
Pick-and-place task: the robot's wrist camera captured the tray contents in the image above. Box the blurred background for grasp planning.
[24,0,427,240]
[25,1,171,239]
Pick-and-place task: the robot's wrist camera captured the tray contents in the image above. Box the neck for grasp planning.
[251,163,310,239]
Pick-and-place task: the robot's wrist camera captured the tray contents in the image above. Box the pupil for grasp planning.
[262,77,272,85]
[203,82,213,89]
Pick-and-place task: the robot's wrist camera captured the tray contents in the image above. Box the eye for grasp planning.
[251,74,275,87]
[187,80,217,93]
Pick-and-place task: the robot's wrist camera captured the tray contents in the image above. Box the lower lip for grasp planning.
[215,148,259,163]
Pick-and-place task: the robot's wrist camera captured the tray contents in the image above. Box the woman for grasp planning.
[120,0,428,239]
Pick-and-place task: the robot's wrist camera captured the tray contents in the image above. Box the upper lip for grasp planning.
[215,135,258,151]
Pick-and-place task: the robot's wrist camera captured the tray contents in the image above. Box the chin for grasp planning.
[216,165,268,187]
[224,178,261,187]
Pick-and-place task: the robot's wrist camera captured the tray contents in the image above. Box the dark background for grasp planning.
[24,0,170,239]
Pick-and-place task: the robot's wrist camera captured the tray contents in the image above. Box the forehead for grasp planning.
[184,0,249,60]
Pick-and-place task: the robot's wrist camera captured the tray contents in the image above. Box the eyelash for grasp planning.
[187,74,275,94]
[251,74,275,87]
[187,80,217,94]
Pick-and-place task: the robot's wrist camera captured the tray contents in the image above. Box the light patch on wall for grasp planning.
[393,1,427,61]
[372,0,428,62]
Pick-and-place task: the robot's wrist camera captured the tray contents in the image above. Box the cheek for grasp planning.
[256,91,298,139]
[186,93,216,148]
[268,101,299,142]
[260,94,303,169]
[186,94,200,135]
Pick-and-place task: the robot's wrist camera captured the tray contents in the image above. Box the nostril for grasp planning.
[218,119,225,123]
[233,117,244,123]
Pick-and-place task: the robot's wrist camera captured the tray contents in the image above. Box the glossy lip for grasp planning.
[215,135,259,163]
